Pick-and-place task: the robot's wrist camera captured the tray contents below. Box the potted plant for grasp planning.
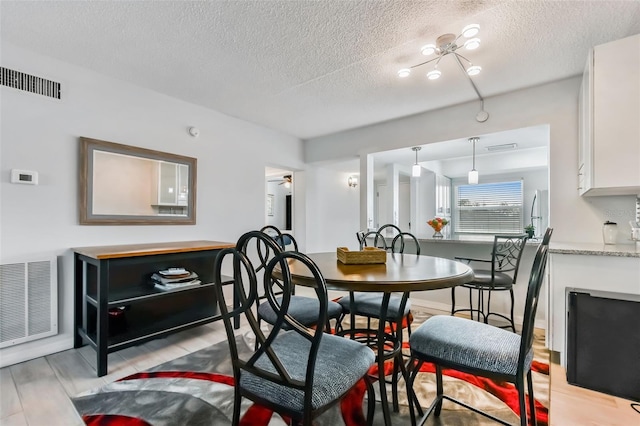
[524,224,535,238]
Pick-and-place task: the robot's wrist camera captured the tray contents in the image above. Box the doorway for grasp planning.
[265,167,294,231]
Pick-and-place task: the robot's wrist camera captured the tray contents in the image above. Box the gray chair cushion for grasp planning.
[463,269,514,289]
[409,315,532,377]
[338,292,411,319]
[240,331,375,412]
[258,295,343,326]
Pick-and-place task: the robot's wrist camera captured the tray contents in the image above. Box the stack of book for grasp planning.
[151,268,201,291]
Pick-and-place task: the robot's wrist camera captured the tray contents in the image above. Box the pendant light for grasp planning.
[468,137,479,184]
[412,147,422,177]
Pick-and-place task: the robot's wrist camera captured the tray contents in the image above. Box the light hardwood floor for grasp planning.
[0,321,235,426]
[1,313,637,425]
[548,352,639,425]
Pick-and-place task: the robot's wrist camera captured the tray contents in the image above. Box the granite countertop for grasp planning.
[416,236,542,245]
[549,241,640,258]
[417,236,640,257]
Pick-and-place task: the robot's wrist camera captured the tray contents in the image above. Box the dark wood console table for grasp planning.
[73,240,234,376]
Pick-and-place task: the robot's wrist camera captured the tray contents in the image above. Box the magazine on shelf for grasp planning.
[154,279,202,292]
[151,271,199,285]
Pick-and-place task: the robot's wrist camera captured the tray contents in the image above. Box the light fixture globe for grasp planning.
[467,65,482,76]
[421,44,436,56]
[427,69,441,80]
[461,24,480,38]
[468,170,479,184]
[398,68,411,78]
[464,38,481,50]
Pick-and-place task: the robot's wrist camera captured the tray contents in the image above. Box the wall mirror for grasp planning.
[79,137,197,225]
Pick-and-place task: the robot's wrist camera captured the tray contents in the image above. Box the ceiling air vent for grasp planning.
[1,67,61,99]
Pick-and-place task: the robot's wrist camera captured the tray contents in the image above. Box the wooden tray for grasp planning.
[337,247,386,264]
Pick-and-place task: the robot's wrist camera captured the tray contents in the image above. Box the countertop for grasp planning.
[548,241,640,258]
[416,235,542,245]
[418,236,640,257]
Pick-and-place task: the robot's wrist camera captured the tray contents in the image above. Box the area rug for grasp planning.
[72,310,549,425]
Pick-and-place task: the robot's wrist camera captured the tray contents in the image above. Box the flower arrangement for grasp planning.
[427,217,449,232]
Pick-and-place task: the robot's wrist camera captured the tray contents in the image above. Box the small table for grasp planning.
[284,252,473,426]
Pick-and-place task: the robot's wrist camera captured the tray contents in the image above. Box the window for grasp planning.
[454,180,523,234]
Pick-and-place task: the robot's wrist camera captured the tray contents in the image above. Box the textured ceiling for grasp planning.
[2,1,640,139]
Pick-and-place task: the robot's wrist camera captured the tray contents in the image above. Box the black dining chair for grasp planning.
[405,229,552,426]
[452,233,528,331]
[337,226,421,411]
[249,226,343,332]
[213,231,376,426]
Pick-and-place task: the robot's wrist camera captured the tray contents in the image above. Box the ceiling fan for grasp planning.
[279,175,292,186]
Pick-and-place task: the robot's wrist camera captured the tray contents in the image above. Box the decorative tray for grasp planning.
[337,247,386,264]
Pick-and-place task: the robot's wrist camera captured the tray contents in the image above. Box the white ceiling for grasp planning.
[2,1,640,140]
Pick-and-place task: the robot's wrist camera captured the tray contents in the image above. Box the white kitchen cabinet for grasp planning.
[151,162,189,206]
[579,34,640,196]
[409,170,451,238]
[435,174,451,217]
[422,171,451,220]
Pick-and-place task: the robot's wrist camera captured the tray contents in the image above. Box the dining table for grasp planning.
[283,251,474,426]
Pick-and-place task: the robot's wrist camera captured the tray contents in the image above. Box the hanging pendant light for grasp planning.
[468,137,479,184]
[412,147,422,177]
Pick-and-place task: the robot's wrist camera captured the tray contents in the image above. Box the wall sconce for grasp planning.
[348,176,358,188]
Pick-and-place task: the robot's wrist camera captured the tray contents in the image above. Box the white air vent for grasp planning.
[0,67,61,99]
[0,259,57,348]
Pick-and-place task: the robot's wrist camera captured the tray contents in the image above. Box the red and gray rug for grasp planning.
[72,311,549,425]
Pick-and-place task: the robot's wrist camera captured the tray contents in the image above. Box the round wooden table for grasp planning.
[286,252,473,292]
[284,252,473,425]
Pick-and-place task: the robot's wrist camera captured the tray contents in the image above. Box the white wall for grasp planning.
[304,162,360,253]
[305,76,638,246]
[0,42,305,365]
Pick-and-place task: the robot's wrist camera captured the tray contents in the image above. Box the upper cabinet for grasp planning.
[579,34,640,196]
[435,174,452,217]
[151,162,190,208]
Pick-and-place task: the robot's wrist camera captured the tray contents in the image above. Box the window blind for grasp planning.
[455,180,523,234]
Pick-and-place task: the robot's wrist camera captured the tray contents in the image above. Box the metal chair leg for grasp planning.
[451,287,456,315]
[517,374,527,426]
[509,288,516,332]
[527,370,537,426]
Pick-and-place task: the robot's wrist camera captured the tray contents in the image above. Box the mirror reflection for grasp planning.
[80,137,197,225]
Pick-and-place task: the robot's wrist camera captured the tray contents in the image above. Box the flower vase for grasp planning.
[432,230,443,239]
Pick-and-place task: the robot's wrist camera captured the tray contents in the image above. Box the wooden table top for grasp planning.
[73,240,235,260]
[285,252,473,292]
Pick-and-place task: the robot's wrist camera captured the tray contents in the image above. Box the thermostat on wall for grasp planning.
[11,169,38,185]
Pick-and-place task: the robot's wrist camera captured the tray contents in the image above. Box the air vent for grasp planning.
[485,143,517,152]
[0,259,58,348]
[0,67,61,99]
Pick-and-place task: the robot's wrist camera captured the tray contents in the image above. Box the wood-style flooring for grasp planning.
[1,309,637,425]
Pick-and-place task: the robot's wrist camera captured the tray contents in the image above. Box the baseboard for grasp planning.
[0,335,74,368]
